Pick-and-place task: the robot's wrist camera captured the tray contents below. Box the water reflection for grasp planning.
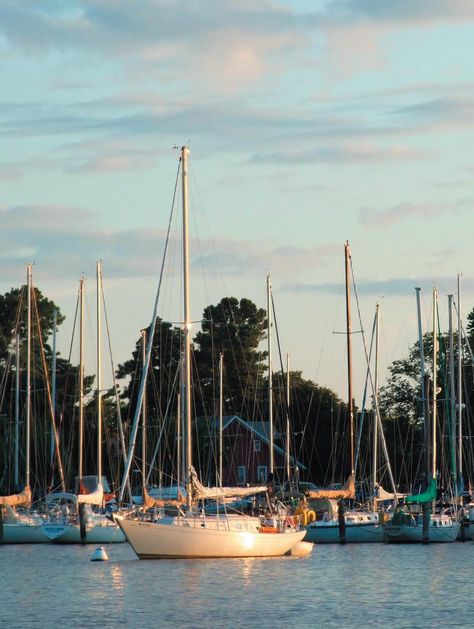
[1,543,473,628]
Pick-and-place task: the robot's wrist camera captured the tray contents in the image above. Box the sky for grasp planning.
[1,0,474,404]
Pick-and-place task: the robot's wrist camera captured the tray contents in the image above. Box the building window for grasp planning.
[237,466,246,485]
[257,466,267,484]
[254,439,261,452]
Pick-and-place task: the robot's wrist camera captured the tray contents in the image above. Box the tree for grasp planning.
[272,370,347,485]
[0,284,79,494]
[193,297,268,418]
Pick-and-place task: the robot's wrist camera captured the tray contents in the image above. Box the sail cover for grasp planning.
[0,485,31,507]
[142,487,184,509]
[306,474,355,500]
[405,477,437,504]
[190,466,267,500]
[77,482,104,506]
[375,485,406,501]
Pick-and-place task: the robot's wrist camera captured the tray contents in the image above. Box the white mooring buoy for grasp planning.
[91,546,109,561]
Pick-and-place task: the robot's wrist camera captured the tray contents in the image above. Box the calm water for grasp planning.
[1,541,471,628]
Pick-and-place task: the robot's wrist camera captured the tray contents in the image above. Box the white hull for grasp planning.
[115,515,306,559]
[384,520,460,543]
[2,522,49,543]
[305,521,384,544]
[42,519,125,544]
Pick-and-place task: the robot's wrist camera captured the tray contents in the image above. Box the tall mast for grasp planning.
[79,278,84,481]
[14,333,20,488]
[457,274,463,482]
[286,353,291,483]
[51,309,57,468]
[181,146,192,510]
[415,287,430,478]
[218,352,223,487]
[26,264,32,489]
[432,287,438,481]
[267,274,274,476]
[448,294,457,487]
[372,302,380,511]
[141,329,147,492]
[344,242,354,477]
[96,261,102,485]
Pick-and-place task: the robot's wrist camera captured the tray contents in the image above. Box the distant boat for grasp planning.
[303,244,394,544]
[116,147,307,559]
[0,267,49,544]
[41,270,124,544]
[384,288,460,543]
[41,490,124,544]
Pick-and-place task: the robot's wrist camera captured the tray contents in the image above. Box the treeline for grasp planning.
[4,284,470,499]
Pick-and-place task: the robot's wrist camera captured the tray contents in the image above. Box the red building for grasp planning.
[218,415,305,486]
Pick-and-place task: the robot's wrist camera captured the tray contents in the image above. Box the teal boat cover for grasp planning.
[405,478,437,504]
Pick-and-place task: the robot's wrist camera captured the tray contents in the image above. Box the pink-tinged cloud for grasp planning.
[0,203,338,283]
[0,1,308,95]
[255,142,428,164]
[359,199,471,229]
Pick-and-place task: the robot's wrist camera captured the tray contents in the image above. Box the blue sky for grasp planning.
[1,0,473,401]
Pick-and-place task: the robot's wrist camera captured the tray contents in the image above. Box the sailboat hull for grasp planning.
[2,523,49,543]
[304,521,384,543]
[115,516,306,558]
[42,518,125,544]
[384,520,460,543]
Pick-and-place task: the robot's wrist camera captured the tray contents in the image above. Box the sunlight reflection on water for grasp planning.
[1,542,471,628]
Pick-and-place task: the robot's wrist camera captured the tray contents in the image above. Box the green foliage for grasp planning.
[193,297,268,417]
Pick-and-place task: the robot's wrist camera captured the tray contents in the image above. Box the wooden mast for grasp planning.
[344,242,354,478]
[181,146,192,510]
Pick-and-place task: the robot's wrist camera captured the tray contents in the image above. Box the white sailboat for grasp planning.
[115,146,307,558]
[0,266,51,544]
[42,269,124,544]
[384,287,460,543]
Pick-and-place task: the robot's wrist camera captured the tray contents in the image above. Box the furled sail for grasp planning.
[375,484,406,501]
[0,485,31,507]
[190,466,267,500]
[405,477,437,504]
[77,482,104,506]
[306,474,355,500]
[142,487,184,509]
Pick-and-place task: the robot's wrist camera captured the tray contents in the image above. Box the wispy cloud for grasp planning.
[0,204,338,283]
[359,199,472,229]
[0,1,308,94]
[254,143,427,165]
[322,0,474,25]
[285,275,474,297]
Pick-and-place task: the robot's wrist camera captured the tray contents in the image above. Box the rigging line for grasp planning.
[55,283,80,484]
[270,291,297,480]
[354,308,377,475]
[31,283,65,492]
[349,257,398,499]
[119,157,181,503]
[145,360,181,486]
[0,285,25,413]
[100,272,131,500]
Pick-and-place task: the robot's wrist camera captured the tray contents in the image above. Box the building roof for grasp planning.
[215,415,306,470]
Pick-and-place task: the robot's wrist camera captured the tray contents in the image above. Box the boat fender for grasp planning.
[293,508,306,526]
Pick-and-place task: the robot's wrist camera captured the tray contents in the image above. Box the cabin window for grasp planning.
[237,466,246,484]
[257,466,267,483]
[254,439,261,452]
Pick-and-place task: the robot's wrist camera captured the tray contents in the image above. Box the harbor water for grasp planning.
[1,542,471,628]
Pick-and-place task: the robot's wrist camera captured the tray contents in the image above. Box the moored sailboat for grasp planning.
[303,244,394,543]
[384,287,460,543]
[116,147,306,558]
[42,269,124,544]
